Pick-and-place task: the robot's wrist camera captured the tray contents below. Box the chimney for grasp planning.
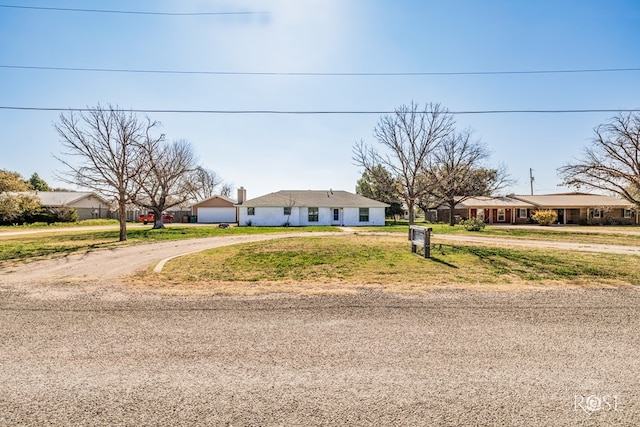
[237,186,246,204]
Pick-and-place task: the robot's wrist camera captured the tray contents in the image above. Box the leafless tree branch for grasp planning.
[54,104,160,241]
[130,138,199,229]
[423,129,512,225]
[183,166,231,202]
[558,112,640,206]
[353,102,454,223]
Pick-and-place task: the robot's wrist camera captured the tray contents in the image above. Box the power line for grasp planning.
[2,64,640,77]
[0,4,268,16]
[1,106,639,115]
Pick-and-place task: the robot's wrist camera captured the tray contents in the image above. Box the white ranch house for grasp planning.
[236,189,388,227]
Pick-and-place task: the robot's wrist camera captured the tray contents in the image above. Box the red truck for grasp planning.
[138,212,173,224]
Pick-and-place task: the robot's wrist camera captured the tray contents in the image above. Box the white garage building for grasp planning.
[191,195,237,223]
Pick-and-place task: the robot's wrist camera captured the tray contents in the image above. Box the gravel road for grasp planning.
[2,231,640,425]
[0,288,638,426]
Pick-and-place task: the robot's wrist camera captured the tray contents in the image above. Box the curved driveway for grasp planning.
[0,232,336,286]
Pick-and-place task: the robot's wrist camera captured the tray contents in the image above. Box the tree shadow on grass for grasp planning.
[420,244,459,269]
[428,256,459,269]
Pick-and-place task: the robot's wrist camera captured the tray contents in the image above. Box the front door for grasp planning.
[332,208,341,225]
[557,209,564,225]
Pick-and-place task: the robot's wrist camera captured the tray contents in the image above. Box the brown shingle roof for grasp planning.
[190,195,237,208]
[16,191,110,207]
[455,196,535,208]
[511,193,632,208]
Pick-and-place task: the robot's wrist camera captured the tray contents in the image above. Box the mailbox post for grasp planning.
[409,225,432,258]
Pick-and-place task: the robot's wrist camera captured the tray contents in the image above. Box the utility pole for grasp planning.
[529,168,534,195]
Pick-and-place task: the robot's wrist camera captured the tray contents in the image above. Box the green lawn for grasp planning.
[5,222,640,294]
[4,219,640,267]
[137,234,640,295]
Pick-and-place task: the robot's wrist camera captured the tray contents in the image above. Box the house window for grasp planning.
[247,207,255,216]
[497,209,506,222]
[518,208,528,219]
[477,210,484,221]
[592,209,601,219]
[308,207,319,222]
[284,207,291,216]
[359,208,369,222]
[624,209,633,219]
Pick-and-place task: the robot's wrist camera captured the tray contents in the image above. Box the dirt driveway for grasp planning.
[432,233,640,255]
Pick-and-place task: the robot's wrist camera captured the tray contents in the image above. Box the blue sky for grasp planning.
[1,0,639,199]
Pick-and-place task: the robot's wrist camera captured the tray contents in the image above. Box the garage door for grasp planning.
[197,207,237,223]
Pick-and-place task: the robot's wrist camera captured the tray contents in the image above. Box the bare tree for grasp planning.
[558,112,640,206]
[283,192,297,227]
[131,139,198,229]
[353,102,455,224]
[55,105,160,241]
[424,129,512,225]
[185,166,230,201]
[219,183,233,198]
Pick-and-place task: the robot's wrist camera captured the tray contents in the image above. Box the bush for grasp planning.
[0,193,41,224]
[22,208,78,224]
[52,207,78,223]
[532,209,558,226]
[462,217,486,231]
[22,210,57,224]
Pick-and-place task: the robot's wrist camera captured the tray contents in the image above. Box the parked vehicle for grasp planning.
[138,212,173,224]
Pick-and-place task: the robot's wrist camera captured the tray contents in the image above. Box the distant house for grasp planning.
[437,196,535,225]
[438,193,637,225]
[236,189,388,226]
[191,194,238,223]
[511,193,636,225]
[29,191,111,220]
